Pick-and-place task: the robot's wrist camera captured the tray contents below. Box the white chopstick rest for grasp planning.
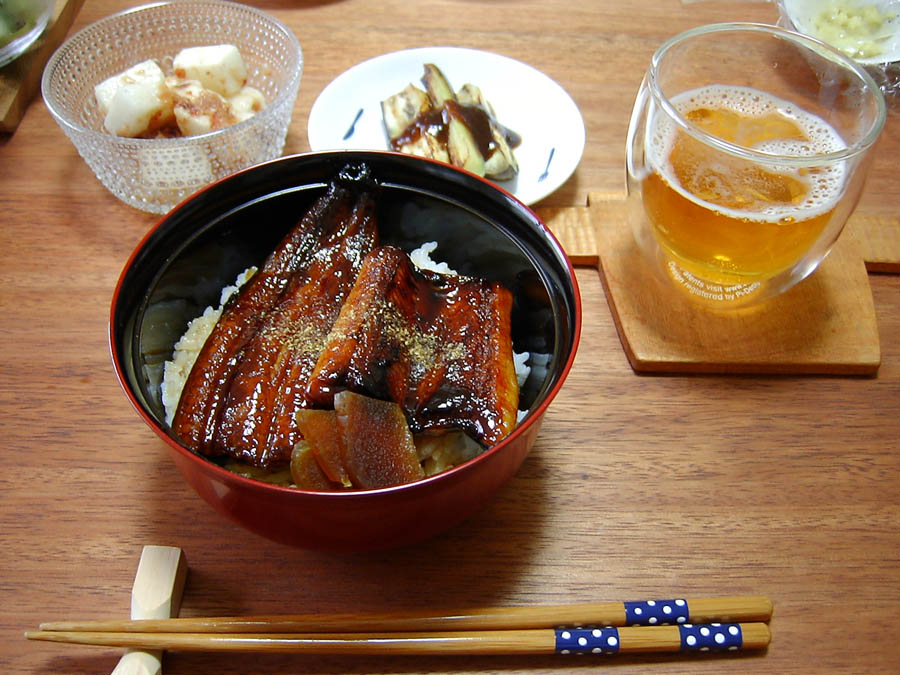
[110,546,187,675]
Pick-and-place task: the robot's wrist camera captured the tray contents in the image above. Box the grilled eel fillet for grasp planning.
[172,165,378,467]
[305,245,519,447]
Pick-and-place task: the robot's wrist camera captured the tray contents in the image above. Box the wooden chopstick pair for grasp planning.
[27,596,772,656]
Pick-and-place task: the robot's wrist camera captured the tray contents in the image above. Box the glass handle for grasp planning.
[626,74,652,185]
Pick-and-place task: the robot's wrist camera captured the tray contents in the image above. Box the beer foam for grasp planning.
[648,85,847,222]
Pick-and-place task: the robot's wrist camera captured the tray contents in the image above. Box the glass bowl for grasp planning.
[778,0,900,97]
[0,0,54,68]
[41,0,303,214]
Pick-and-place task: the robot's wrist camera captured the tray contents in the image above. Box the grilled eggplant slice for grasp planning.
[422,63,455,107]
[381,64,519,180]
[381,83,432,142]
[446,109,486,176]
[456,83,519,181]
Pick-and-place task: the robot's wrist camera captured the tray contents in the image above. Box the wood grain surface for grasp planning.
[2,1,900,674]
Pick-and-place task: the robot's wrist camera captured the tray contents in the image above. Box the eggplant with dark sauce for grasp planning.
[381,64,520,181]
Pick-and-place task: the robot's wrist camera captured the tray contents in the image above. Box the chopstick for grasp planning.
[27,597,773,657]
[36,595,772,634]
[25,623,771,655]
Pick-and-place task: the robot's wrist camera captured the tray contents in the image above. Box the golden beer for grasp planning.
[641,85,847,285]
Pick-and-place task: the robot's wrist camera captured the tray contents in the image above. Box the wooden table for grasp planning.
[3,1,899,672]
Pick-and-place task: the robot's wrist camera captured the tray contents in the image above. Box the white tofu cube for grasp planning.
[173,44,248,98]
[169,78,235,137]
[103,73,173,137]
[95,77,121,116]
[227,85,266,122]
[94,59,167,116]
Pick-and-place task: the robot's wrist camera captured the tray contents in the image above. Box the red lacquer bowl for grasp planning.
[110,150,581,551]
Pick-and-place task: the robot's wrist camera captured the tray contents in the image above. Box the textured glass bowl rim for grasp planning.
[41,0,302,147]
[648,22,887,167]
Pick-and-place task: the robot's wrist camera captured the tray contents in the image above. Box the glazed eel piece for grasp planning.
[305,245,519,447]
[212,183,379,467]
[172,164,379,463]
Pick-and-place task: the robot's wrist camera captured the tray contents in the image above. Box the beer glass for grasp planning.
[626,23,886,307]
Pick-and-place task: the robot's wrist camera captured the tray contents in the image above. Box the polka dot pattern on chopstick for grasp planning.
[625,598,689,625]
[679,623,743,652]
[555,627,621,654]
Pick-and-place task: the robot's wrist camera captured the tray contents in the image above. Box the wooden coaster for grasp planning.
[848,213,900,274]
[537,193,881,375]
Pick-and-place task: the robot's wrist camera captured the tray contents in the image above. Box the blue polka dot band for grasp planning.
[625,598,690,625]
[555,627,621,654]
[680,623,743,652]
[555,623,748,655]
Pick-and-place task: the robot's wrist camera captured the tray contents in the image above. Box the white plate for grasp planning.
[307,47,585,205]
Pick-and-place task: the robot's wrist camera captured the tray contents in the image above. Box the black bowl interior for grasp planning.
[112,151,579,447]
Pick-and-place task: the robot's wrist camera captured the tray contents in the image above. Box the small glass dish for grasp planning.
[41,0,303,214]
[0,0,54,68]
[778,0,900,98]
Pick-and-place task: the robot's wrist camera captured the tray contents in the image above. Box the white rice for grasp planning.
[408,241,457,275]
